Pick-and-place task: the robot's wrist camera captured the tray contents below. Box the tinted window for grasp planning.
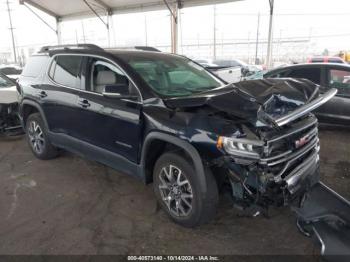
[265,69,290,78]
[328,58,345,64]
[328,69,350,93]
[22,55,48,77]
[50,56,82,88]
[310,58,324,63]
[287,68,321,84]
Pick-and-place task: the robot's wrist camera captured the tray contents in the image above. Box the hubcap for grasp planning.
[158,164,193,217]
[28,121,45,154]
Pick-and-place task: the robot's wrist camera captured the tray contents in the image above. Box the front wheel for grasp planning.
[153,152,218,227]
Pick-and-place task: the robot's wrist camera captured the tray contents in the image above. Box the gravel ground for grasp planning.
[0,127,349,255]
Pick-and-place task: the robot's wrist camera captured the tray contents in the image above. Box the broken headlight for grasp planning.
[217,136,264,159]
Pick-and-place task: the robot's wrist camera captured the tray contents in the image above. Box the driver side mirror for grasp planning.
[102,84,138,100]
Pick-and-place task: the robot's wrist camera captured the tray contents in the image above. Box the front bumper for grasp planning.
[293,182,350,258]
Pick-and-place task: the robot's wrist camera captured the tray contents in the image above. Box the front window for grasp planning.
[123,55,224,97]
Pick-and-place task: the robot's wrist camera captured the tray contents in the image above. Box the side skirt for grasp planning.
[48,132,144,181]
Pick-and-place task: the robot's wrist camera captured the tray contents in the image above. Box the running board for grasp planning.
[292,182,350,260]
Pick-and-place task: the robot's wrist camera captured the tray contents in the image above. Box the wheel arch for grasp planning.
[20,100,49,129]
[141,132,208,195]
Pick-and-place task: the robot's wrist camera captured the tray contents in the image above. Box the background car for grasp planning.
[264,63,350,126]
[194,59,242,83]
[0,65,23,81]
[213,59,263,77]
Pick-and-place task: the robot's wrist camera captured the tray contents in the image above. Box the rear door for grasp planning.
[76,56,142,163]
[315,66,350,125]
[41,54,83,136]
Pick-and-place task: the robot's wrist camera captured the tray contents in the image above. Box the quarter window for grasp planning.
[49,56,82,88]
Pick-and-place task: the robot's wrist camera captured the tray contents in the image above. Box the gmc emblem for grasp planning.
[295,135,310,148]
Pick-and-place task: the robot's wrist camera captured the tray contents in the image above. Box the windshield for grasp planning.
[0,73,14,88]
[123,54,224,97]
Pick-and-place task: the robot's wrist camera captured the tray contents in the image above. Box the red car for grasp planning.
[307,56,346,64]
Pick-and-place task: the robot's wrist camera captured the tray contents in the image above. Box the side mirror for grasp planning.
[102,84,138,100]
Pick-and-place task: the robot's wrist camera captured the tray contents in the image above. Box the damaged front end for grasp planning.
[0,103,22,136]
[165,79,337,212]
[217,114,321,212]
[204,79,336,213]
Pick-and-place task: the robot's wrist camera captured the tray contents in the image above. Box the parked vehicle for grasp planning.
[0,65,22,81]
[307,56,346,64]
[194,59,242,83]
[0,72,22,136]
[213,59,263,76]
[17,44,340,230]
[264,63,350,126]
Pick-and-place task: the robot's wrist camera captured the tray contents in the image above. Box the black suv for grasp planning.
[18,44,336,227]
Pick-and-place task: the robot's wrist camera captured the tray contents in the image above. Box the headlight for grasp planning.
[217,136,264,159]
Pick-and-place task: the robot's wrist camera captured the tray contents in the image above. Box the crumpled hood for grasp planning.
[164,78,320,127]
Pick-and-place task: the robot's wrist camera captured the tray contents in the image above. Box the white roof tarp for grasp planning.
[20,0,242,20]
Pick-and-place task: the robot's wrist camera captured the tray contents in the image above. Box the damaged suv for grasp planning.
[18,44,336,227]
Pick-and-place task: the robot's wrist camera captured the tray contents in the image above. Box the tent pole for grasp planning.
[56,19,62,44]
[266,0,274,69]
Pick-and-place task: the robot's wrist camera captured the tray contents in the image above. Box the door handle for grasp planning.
[37,91,47,98]
[78,99,90,108]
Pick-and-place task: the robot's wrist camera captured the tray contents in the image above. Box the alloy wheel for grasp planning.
[158,164,193,217]
[28,121,45,154]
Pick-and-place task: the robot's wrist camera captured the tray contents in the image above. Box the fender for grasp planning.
[140,132,208,195]
[20,99,49,129]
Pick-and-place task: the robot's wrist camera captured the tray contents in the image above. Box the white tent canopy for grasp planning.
[19,0,276,67]
[20,0,241,20]
[19,0,243,53]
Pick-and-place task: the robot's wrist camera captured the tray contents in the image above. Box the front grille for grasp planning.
[259,115,319,183]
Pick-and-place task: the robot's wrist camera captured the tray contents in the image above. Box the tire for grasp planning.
[25,113,59,160]
[153,152,218,227]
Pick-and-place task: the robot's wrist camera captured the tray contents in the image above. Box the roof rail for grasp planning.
[38,44,104,53]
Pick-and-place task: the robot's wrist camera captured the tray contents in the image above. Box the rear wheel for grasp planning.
[153,152,218,227]
[26,113,58,160]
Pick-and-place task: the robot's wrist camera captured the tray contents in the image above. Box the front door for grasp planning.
[76,56,142,163]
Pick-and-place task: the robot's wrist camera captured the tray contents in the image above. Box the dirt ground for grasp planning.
[0,127,349,255]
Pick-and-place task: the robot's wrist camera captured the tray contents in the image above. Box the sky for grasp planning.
[0,0,350,63]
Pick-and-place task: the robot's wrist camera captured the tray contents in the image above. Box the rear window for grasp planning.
[49,55,82,88]
[21,55,49,77]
